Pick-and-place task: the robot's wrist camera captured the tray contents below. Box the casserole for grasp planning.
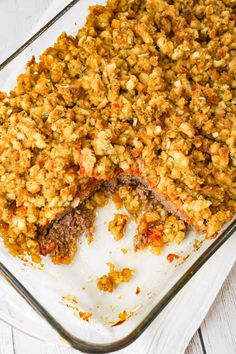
[0,0,235,352]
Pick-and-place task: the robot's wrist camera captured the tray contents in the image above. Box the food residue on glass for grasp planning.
[96,263,134,293]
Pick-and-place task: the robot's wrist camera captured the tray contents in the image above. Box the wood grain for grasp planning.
[0,321,14,354]
[185,265,236,354]
[200,265,236,354]
[185,331,204,354]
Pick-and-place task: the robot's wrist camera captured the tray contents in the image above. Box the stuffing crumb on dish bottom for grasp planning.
[0,0,235,264]
[96,263,134,293]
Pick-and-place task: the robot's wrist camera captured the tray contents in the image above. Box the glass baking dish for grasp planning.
[0,0,235,352]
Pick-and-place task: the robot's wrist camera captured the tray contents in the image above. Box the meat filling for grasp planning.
[38,205,95,264]
[38,175,187,263]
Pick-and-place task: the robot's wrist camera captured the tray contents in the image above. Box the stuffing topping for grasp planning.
[0,0,235,263]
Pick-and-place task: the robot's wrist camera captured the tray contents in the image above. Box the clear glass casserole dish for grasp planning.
[0,0,235,352]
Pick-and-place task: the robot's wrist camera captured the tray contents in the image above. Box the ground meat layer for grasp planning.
[38,205,95,264]
[38,176,187,263]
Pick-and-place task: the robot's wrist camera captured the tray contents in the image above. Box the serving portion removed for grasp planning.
[0,0,235,267]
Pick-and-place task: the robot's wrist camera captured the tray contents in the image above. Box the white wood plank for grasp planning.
[0,320,14,354]
[13,328,77,354]
[185,331,204,354]
[201,264,236,354]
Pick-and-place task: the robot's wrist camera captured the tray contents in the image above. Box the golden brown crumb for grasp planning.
[111,310,131,326]
[79,311,92,322]
[112,193,123,210]
[167,253,180,263]
[96,263,134,293]
[120,183,188,254]
[108,214,129,240]
[193,239,203,251]
[87,231,94,245]
[0,0,235,263]
[136,286,141,295]
[86,191,109,210]
[61,295,93,321]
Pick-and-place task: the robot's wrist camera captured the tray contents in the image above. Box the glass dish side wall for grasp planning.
[0,1,236,352]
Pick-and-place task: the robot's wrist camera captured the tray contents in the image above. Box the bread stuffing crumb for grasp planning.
[96,263,134,293]
[111,310,131,326]
[79,311,92,322]
[167,253,180,263]
[108,214,129,240]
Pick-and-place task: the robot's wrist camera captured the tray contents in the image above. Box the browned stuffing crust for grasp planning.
[0,0,235,263]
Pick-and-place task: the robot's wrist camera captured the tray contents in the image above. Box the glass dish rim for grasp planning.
[0,1,235,352]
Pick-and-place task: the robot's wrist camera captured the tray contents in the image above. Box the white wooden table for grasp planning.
[0,1,235,353]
